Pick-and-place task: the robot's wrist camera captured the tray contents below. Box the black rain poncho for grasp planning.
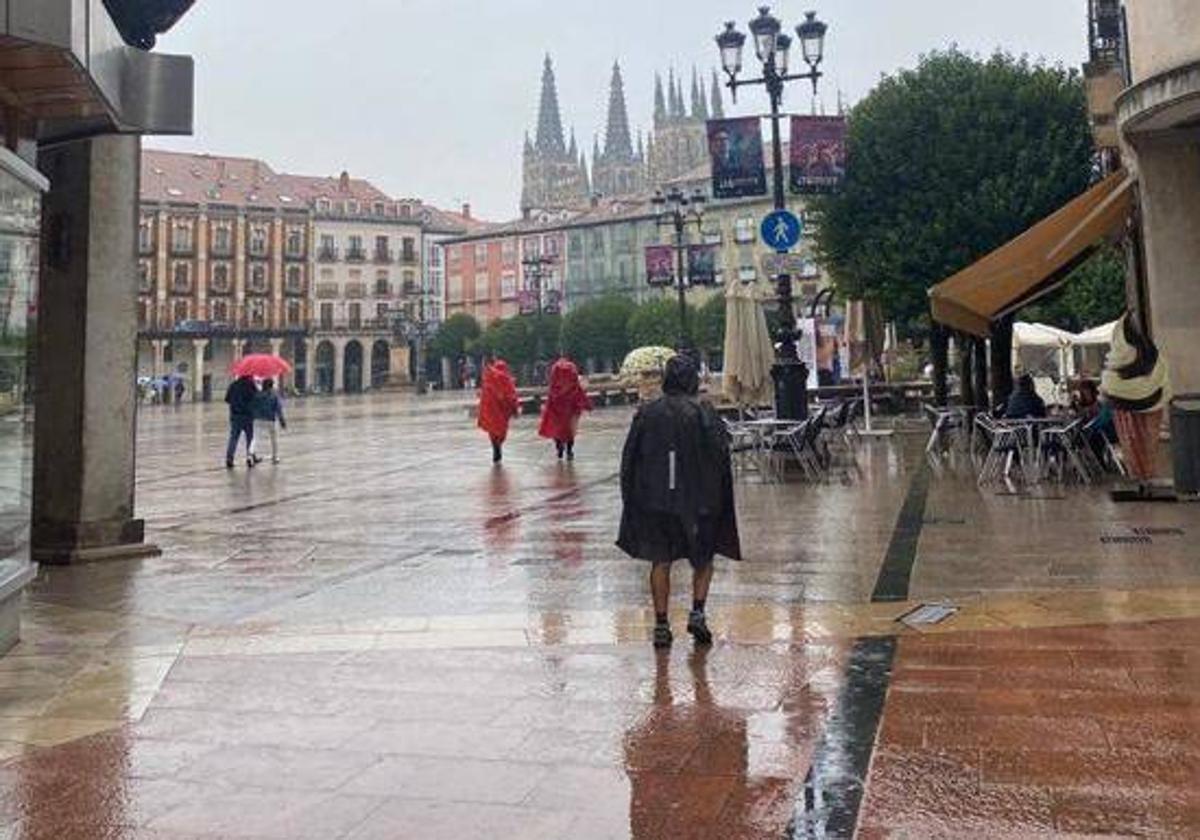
[616,358,741,566]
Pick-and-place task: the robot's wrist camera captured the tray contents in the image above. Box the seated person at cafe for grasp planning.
[1004,373,1048,419]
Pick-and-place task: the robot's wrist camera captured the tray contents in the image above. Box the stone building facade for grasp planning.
[137,151,310,401]
[1117,0,1200,396]
[135,151,481,397]
[647,69,724,186]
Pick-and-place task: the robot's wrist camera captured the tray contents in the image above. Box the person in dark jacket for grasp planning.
[1004,373,1047,419]
[224,375,258,469]
[617,356,741,648]
[249,378,287,464]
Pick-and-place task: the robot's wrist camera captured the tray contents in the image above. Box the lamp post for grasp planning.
[651,186,707,359]
[521,253,559,381]
[716,6,828,419]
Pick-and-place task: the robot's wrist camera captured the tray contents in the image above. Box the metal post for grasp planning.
[674,211,689,352]
[766,61,808,420]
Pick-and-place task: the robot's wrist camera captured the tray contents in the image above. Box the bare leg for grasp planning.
[651,562,671,615]
[692,562,714,605]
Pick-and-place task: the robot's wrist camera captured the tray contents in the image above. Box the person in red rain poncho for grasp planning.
[478,358,520,463]
[538,358,593,461]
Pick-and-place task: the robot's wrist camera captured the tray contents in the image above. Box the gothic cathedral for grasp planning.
[521,58,724,213]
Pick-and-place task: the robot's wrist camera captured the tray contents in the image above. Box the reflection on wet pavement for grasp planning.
[1,393,1198,838]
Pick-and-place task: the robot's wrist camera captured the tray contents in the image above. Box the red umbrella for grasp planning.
[231,354,292,379]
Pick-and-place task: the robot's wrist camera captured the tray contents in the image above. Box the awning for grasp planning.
[929,170,1134,336]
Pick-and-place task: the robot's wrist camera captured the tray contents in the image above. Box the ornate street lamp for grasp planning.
[714,6,829,420]
[651,187,707,357]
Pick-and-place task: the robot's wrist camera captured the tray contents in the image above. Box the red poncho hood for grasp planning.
[538,358,592,441]
[478,360,520,441]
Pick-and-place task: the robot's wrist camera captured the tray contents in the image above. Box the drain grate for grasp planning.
[896,602,959,628]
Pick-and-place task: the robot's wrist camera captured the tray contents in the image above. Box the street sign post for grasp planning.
[760,209,803,252]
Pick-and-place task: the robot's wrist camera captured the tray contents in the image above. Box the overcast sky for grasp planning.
[152,0,1089,221]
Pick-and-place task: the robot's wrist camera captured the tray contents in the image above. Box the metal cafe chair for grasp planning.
[976,414,1034,486]
[1039,419,1097,484]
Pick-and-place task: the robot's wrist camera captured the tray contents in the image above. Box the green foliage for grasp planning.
[1019,244,1126,332]
[562,296,636,368]
[475,314,563,369]
[628,297,691,349]
[812,49,1093,335]
[428,313,481,359]
[694,293,726,359]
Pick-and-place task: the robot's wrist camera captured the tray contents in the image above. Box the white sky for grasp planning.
[151,0,1090,221]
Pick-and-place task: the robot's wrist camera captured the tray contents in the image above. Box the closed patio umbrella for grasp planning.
[722,281,775,408]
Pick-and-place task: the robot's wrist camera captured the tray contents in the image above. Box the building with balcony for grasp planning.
[137,150,312,400]
[279,171,425,392]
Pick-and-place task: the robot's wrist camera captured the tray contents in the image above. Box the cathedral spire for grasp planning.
[710,70,725,119]
[603,61,634,162]
[535,54,566,156]
[690,68,707,119]
[673,74,687,119]
[654,73,667,126]
[568,127,578,159]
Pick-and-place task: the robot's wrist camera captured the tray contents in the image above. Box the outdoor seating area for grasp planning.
[925,402,1126,487]
[724,399,862,483]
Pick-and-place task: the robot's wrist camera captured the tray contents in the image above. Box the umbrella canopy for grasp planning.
[231,354,292,380]
[722,282,775,407]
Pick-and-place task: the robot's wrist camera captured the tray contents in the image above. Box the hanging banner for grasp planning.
[707,117,767,199]
[644,245,675,287]
[789,115,847,194]
[687,244,718,286]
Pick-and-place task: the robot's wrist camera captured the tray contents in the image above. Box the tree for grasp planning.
[428,313,481,360]
[562,296,636,370]
[475,314,563,374]
[812,50,1093,336]
[1019,244,1126,332]
[628,298,692,349]
[694,293,726,361]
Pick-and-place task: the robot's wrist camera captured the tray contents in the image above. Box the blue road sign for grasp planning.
[761,210,803,252]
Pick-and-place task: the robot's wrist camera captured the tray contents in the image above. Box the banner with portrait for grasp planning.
[687,244,719,286]
[707,117,767,199]
[644,245,675,287]
[789,115,846,194]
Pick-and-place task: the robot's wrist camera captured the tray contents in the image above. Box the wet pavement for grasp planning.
[2,393,1199,838]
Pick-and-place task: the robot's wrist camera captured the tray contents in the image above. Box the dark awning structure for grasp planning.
[929,170,1135,336]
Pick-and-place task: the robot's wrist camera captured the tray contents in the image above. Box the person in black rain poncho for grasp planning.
[617,355,741,648]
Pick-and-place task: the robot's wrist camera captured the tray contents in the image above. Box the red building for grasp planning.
[443,219,566,324]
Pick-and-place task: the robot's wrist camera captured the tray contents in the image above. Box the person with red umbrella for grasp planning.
[477,358,520,464]
[538,357,592,461]
[224,374,258,469]
[249,379,288,464]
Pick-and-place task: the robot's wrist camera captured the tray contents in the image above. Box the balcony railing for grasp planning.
[374,284,393,298]
[317,246,339,262]
[210,242,234,258]
[399,251,418,265]
[373,248,394,264]
[345,282,367,299]
[285,280,306,296]
[401,282,419,296]
[169,241,194,256]
[246,244,271,260]
[345,247,366,263]
[283,247,307,261]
